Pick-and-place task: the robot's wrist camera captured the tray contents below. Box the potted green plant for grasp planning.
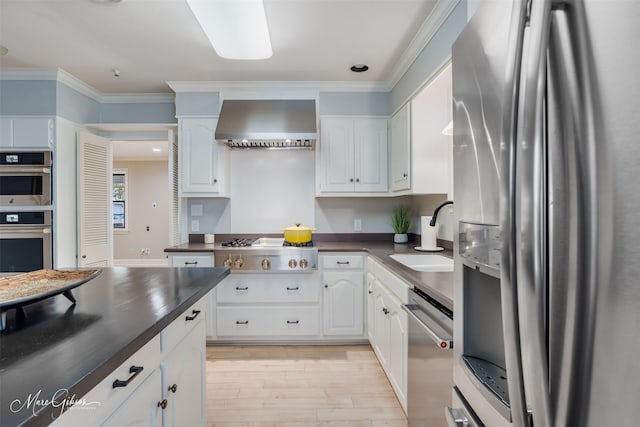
[391,206,411,243]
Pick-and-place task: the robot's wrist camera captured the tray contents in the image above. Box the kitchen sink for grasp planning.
[389,253,454,272]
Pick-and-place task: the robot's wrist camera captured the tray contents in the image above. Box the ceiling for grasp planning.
[112,139,168,160]
[0,0,439,94]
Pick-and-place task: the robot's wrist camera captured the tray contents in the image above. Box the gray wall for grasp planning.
[0,80,56,115]
[175,92,220,117]
[100,102,176,124]
[390,0,467,113]
[319,92,390,116]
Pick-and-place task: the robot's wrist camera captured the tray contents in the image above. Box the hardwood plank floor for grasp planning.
[206,345,408,427]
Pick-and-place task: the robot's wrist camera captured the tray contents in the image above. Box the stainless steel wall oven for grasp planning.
[0,151,52,206]
[0,211,52,275]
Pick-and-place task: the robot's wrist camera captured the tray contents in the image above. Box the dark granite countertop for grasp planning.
[0,267,229,427]
[165,238,453,310]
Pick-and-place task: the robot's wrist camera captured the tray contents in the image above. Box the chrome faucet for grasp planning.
[430,200,453,226]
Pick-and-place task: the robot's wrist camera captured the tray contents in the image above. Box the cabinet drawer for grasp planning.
[217,306,320,337]
[161,297,206,354]
[169,254,213,267]
[216,274,320,303]
[57,335,161,427]
[321,254,364,270]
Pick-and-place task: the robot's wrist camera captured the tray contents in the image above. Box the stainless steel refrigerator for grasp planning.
[449,1,640,426]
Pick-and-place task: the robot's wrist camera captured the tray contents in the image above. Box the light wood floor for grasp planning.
[206,345,408,427]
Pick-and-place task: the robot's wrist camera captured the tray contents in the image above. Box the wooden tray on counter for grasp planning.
[0,269,101,311]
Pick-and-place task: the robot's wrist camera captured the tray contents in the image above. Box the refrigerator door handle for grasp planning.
[514,0,553,425]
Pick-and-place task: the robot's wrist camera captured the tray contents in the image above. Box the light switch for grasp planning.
[354,218,362,232]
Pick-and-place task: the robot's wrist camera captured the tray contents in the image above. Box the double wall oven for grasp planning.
[0,151,53,275]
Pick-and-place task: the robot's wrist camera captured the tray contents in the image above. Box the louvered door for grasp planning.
[168,130,181,246]
[77,132,112,267]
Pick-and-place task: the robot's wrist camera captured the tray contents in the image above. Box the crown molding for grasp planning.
[386,0,462,90]
[56,69,103,102]
[100,93,175,103]
[167,80,390,93]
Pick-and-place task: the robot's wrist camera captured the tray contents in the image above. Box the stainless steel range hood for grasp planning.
[215,99,317,149]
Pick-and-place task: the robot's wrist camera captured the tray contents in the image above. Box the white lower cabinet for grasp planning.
[322,270,364,336]
[321,253,366,339]
[366,271,376,341]
[56,298,207,427]
[368,256,410,413]
[161,321,206,427]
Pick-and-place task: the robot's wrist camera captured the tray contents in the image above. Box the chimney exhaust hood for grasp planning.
[215,99,317,149]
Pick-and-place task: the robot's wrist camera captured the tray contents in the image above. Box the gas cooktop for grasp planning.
[215,238,318,272]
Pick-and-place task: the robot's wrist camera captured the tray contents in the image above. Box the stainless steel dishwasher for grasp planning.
[402,287,454,427]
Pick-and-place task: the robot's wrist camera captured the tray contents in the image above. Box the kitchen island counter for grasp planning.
[0,267,229,427]
[165,238,453,310]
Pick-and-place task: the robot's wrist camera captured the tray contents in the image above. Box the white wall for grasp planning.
[113,160,170,260]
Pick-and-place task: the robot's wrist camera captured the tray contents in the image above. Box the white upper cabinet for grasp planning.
[319,118,388,194]
[410,62,453,197]
[0,117,54,149]
[179,118,229,197]
[389,104,411,192]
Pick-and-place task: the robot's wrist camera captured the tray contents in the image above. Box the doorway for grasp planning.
[111,139,171,266]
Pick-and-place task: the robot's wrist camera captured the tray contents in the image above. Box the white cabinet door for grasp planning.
[390,104,411,192]
[102,368,162,427]
[354,118,388,192]
[386,290,407,407]
[322,271,364,336]
[0,118,12,148]
[13,118,54,149]
[366,272,375,341]
[320,118,355,192]
[373,283,389,367]
[319,118,388,194]
[163,320,206,427]
[411,62,452,196]
[180,118,227,196]
[0,118,54,149]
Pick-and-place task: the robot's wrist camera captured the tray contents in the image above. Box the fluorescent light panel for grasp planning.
[186,0,272,60]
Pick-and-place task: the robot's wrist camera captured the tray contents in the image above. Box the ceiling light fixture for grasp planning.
[186,0,272,60]
[350,64,369,73]
[152,148,162,153]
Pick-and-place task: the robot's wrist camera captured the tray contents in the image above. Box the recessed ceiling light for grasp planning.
[152,148,162,153]
[0,45,8,56]
[350,64,369,73]
[112,69,120,77]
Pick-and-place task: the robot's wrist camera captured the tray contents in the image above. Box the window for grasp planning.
[112,170,128,230]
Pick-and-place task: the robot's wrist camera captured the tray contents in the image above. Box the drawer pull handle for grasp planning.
[236,286,249,291]
[286,286,299,291]
[112,365,144,388]
[185,309,201,321]
[168,383,178,393]
[157,399,168,410]
[336,261,350,265]
[236,320,249,325]
[184,261,198,266]
[287,320,300,324]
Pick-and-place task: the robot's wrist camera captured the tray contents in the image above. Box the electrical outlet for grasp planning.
[191,220,199,232]
[354,218,362,232]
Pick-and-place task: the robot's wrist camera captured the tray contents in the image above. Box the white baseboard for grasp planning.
[113,258,169,267]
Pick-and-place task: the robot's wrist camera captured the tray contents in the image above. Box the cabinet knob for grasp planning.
[368,290,373,295]
[324,284,328,288]
[350,178,354,182]
[169,383,178,393]
[356,178,360,182]
[213,178,218,183]
[382,308,390,315]
[157,399,168,410]
[403,173,408,178]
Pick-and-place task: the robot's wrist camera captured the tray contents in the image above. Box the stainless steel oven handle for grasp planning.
[445,407,470,427]
[401,304,452,349]
[0,226,51,236]
[0,166,50,174]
